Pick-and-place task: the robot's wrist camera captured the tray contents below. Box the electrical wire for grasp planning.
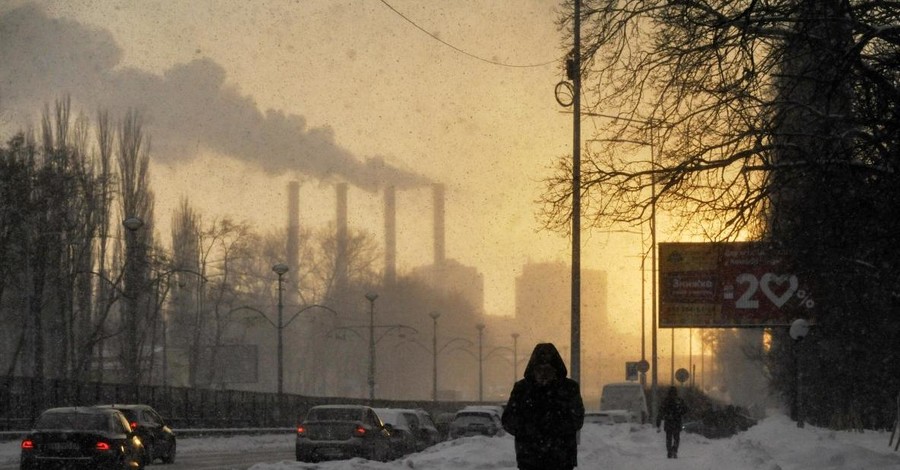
[378,0,558,68]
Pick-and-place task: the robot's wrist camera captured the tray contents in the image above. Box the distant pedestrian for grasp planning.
[501,343,585,470]
[656,386,687,458]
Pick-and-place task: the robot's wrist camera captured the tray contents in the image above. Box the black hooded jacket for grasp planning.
[501,343,584,470]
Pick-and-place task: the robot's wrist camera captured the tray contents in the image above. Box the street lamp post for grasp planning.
[476,323,485,402]
[122,216,144,393]
[228,302,337,396]
[430,311,440,402]
[366,292,378,403]
[272,263,289,397]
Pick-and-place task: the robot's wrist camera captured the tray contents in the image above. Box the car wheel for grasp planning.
[143,442,155,465]
[162,440,176,464]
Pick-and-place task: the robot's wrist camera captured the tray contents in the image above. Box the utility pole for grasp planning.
[570,0,582,384]
[430,311,440,402]
[366,292,378,403]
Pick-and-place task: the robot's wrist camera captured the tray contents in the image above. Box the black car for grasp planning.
[20,406,144,470]
[94,404,176,465]
[296,405,393,462]
[373,408,419,458]
[410,408,443,449]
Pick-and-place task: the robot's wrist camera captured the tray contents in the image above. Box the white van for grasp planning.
[599,382,648,424]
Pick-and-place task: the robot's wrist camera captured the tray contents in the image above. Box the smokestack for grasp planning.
[433,183,445,266]
[336,183,349,290]
[287,181,300,304]
[384,186,396,285]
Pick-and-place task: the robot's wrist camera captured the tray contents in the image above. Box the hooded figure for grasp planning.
[656,386,687,458]
[501,343,584,470]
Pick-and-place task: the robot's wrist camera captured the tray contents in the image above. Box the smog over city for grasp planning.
[1,0,814,421]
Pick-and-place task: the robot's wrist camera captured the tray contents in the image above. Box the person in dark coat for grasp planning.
[501,343,585,470]
[656,386,687,458]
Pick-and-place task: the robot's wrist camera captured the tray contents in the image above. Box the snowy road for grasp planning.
[2,414,899,469]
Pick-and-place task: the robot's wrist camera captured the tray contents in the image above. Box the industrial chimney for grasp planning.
[433,183,445,266]
[384,186,396,285]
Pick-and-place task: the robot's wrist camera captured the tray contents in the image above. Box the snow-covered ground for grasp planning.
[2,412,899,469]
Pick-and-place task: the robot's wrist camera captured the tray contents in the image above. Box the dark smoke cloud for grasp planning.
[0,4,430,191]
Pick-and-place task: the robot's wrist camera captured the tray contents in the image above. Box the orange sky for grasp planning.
[1,0,656,330]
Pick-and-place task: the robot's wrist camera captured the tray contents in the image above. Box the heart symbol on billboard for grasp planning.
[760,273,798,308]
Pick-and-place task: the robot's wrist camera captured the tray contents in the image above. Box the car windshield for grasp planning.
[307,408,363,422]
[36,412,110,431]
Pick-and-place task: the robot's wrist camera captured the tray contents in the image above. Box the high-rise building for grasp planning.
[410,259,485,315]
[514,261,609,400]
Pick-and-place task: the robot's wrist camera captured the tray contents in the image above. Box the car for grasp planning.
[448,409,505,439]
[599,382,649,424]
[434,412,457,441]
[374,408,420,458]
[409,408,443,449]
[296,405,393,462]
[20,406,145,470]
[94,403,176,465]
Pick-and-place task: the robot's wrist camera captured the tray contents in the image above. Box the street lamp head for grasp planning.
[429,311,441,320]
[122,217,144,231]
[272,263,289,275]
[790,318,810,340]
[365,292,379,302]
[512,332,519,339]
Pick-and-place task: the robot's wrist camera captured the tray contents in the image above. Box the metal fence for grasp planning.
[0,376,473,431]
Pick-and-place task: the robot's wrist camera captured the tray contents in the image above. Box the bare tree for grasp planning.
[168,198,201,386]
[117,109,155,389]
[544,0,899,239]
[168,202,258,388]
[546,0,900,427]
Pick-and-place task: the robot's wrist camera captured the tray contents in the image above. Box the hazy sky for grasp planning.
[0,0,647,323]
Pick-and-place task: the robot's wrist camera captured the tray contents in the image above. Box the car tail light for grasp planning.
[296,425,306,436]
[129,421,138,430]
[353,425,367,437]
[95,441,112,451]
[21,439,34,450]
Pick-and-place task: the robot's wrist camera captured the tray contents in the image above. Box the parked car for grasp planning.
[94,403,176,465]
[434,412,457,441]
[296,405,393,462]
[374,408,420,458]
[448,409,505,439]
[599,382,648,424]
[410,408,443,449]
[20,406,145,470]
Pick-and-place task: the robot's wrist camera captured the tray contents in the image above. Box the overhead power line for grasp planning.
[378,0,558,68]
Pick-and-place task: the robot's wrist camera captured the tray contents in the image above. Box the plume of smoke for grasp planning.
[0,4,430,192]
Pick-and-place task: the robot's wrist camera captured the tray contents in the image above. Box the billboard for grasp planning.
[658,242,815,328]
